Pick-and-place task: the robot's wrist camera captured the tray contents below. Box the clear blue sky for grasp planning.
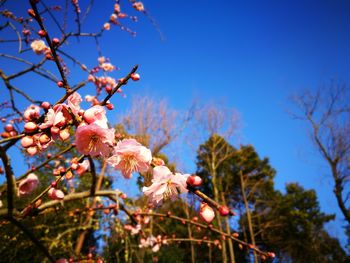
[1,0,350,245]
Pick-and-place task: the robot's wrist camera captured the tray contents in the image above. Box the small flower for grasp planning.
[199,202,215,223]
[124,224,141,235]
[75,124,115,157]
[98,56,106,64]
[107,138,152,178]
[142,166,189,205]
[48,188,65,200]
[76,159,90,175]
[39,108,65,129]
[133,2,145,12]
[30,40,48,55]
[18,173,39,196]
[103,22,111,30]
[67,92,82,116]
[23,104,40,122]
[100,62,115,72]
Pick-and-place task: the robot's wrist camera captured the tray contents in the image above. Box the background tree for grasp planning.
[291,83,350,225]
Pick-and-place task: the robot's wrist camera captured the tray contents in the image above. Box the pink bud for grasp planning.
[105,85,112,93]
[39,133,51,144]
[186,175,202,187]
[52,38,60,45]
[4,124,14,132]
[59,129,70,141]
[199,203,215,223]
[38,30,46,37]
[48,188,65,200]
[27,146,38,156]
[57,81,64,87]
[18,173,39,196]
[50,126,60,135]
[1,132,10,138]
[106,103,114,110]
[9,130,18,137]
[130,73,140,81]
[21,136,34,148]
[218,206,230,216]
[41,101,51,109]
[268,252,276,258]
[24,122,38,133]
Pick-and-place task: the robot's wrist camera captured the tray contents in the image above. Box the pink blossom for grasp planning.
[98,56,106,64]
[75,124,115,157]
[30,40,48,55]
[18,173,39,196]
[133,2,145,12]
[199,202,215,223]
[76,159,90,175]
[23,104,40,122]
[107,138,152,178]
[124,224,141,235]
[83,105,108,128]
[142,166,189,205]
[103,22,111,30]
[67,92,82,116]
[100,62,115,72]
[39,104,68,130]
[48,188,65,200]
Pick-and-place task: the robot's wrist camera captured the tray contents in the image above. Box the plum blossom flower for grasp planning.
[30,40,48,55]
[67,92,82,116]
[48,188,65,200]
[83,105,108,129]
[142,166,189,205]
[100,62,115,72]
[107,138,152,178]
[75,124,115,157]
[199,202,215,223]
[124,224,141,235]
[98,56,106,64]
[133,2,145,12]
[39,108,65,129]
[18,173,39,196]
[76,159,90,175]
[23,104,40,122]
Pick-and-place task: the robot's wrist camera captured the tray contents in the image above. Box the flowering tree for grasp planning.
[0,1,275,262]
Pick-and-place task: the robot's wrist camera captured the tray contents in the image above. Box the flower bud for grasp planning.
[59,129,70,141]
[48,188,65,200]
[24,122,38,133]
[4,124,14,132]
[186,175,202,187]
[27,146,38,156]
[21,136,34,148]
[199,202,215,223]
[130,73,140,81]
[218,206,230,216]
[41,101,51,110]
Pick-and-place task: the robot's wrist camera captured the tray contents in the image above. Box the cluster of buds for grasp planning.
[20,102,74,156]
[1,124,18,139]
[139,235,167,253]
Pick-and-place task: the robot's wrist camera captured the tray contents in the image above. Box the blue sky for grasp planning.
[1,0,350,245]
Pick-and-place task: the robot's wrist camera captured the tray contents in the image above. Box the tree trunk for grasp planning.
[220,190,235,263]
[75,162,107,254]
[240,171,258,263]
[211,166,227,263]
